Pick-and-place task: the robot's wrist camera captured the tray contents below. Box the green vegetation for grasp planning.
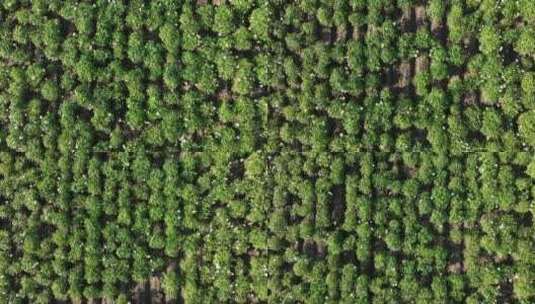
[0,1,534,303]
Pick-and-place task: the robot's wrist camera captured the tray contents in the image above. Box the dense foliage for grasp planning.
[0,0,534,303]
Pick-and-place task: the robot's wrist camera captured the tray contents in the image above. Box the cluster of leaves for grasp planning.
[0,0,534,304]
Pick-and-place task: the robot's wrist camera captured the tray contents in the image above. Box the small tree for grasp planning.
[249,6,271,41]
[518,110,535,147]
[516,27,535,57]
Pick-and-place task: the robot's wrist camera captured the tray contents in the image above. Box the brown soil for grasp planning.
[303,239,327,259]
[132,281,150,304]
[150,276,164,304]
[385,66,397,88]
[447,262,463,274]
[415,56,429,74]
[401,6,415,32]
[398,61,412,90]
[321,28,333,44]
[415,6,427,27]
[431,19,447,42]
[331,185,345,225]
[217,88,231,102]
[352,25,361,40]
[248,249,260,256]
[336,26,347,42]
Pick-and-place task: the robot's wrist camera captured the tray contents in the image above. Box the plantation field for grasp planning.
[0,0,535,303]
